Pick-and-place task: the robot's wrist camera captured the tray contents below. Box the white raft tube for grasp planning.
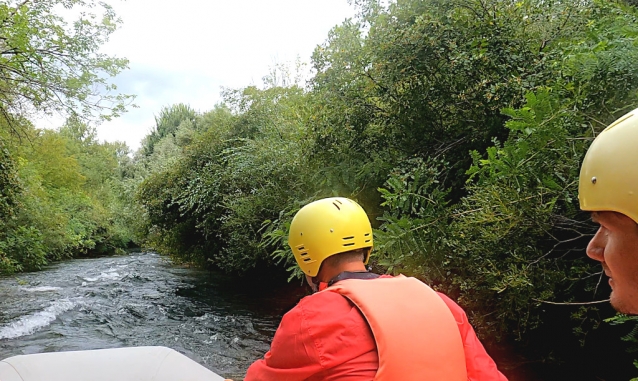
[0,346,225,381]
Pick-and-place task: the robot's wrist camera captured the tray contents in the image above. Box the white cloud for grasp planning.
[93,0,356,150]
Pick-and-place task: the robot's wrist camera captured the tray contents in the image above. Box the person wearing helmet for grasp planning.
[244,197,507,381]
[579,108,638,315]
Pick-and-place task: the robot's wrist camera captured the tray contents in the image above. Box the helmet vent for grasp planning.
[364,233,370,236]
[343,242,355,247]
[365,239,371,243]
[342,236,355,240]
[332,202,341,210]
[297,246,305,251]
[303,257,312,262]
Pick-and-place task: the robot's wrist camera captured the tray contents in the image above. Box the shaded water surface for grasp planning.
[0,252,305,379]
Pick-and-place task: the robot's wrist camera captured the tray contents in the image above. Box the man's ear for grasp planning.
[305,274,318,293]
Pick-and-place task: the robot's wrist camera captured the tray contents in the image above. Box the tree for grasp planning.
[140,104,198,156]
[0,0,132,133]
[0,135,19,222]
[136,84,314,273]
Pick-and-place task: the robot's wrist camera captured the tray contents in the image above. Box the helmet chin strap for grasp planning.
[309,276,329,293]
[312,271,378,293]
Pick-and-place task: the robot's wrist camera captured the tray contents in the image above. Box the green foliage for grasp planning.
[261,205,306,281]
[0,117,139,274]
[371,0,638,342]
[0,0,132,132]
[137,86,314,273]
[0,0,137,274]
[375,157,451,275]
[0,226,47,272]
[310,0,573,201]
[0,136,20,221]
[450,91,591,335]
[140,104,198,156]
[606,315,638,380]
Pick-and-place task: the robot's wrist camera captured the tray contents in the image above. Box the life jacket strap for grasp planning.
[328,271,380,286]
[317,271,380,292]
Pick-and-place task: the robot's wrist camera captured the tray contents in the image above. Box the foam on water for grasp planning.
[0,299,78,340]
[82,271,120,283]
[20,286,62,292]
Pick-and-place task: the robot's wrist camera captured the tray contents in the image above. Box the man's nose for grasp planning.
[586,227,605,262]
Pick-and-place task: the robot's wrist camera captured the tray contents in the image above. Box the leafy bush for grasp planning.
[0,226,47,272]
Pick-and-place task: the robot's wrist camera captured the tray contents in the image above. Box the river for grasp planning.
[3,252,636,381]
[0,252,306,380]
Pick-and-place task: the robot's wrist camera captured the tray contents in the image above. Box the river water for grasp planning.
[0,252,306,380]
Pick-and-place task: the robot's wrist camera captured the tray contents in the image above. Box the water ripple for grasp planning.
[0,299,79,339]
[0,252,305,379]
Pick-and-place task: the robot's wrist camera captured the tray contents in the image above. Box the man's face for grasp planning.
[587,211,638,314]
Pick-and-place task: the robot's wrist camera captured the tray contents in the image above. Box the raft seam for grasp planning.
[0,361,25,381]
[149,348,173,381]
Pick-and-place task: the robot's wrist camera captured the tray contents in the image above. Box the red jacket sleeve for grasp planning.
[244,302,320,381]
[437,292,508,381]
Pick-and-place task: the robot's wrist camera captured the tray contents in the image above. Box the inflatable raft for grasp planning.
[0,346,225,381]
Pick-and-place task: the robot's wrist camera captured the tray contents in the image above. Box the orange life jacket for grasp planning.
[328,275,468,381]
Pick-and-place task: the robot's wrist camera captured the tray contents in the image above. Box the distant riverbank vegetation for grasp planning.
[2,0,638,378]
[0,119,141,273]
[0,0,136,272]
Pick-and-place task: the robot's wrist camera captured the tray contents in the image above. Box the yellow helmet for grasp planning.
[288,197,373,276]
[579,107,638,223]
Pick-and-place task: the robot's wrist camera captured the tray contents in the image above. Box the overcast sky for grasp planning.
[70,0,356,150]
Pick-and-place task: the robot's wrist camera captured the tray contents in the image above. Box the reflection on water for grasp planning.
[0,252,306,380]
